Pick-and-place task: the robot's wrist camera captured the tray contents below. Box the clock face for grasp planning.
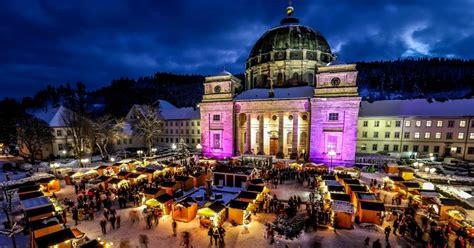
[214,85,221,93]
[330,77,341,87]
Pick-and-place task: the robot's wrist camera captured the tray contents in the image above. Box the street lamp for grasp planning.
[171,144,177,151]
[328,150,337,172]
[151,148,157,156]
[413,162,419,168]
[110,157,115,163]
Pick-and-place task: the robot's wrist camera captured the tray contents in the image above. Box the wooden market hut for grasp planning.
[236,191,258,203]
[106,177,129,189]
[330,193,351,202]
[327,185,346,194]
[398,167,415,181]
[341,179,361,194]
[19,191,45,201]
[357,201,385,225]
[347,184,368,197]
[29,215,63,236]
[112,162,130,174]
[384,164,399,174]
[228,199,252,225]
[154,193,174,215]
[33,227,77,248]
[117,170,131,180]
[37,178,61,194]
[439,198,463,221]
[18,185,41,195]
[24,204,56,222]
[127,173,148,185]
[96,165,112,176]
[144,168,159,184]
[144,187,163,200]
[399,181,421,196]
[246,185,264,194]
[335,174,352,183]
[175,176,195,191]
[331,200,355,229]
[192,172,207,187]
[172,197,198,222]
[197,201,227,227]
[135,166,146,174]
[386,176,405,191]
[160,181,179,196]
[353,192,378,211]
[248,178,265,187]
[321,175,336,181]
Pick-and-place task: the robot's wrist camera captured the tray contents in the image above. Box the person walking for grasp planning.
[100,218,107,235]
[109,214,116,230]
[392,219,399,235]
[372,239,382,248]
[208,227,214,245]
[218,226,225,244]
[172,220,177,237]
[139,234,149,248]
[213,227,219,245]
[384,226,392,241]
[116,215,121,229]
[72,207,79,226]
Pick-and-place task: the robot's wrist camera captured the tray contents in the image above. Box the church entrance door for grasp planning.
[269,138,279,156]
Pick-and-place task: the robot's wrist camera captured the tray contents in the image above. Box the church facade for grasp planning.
[200,6,361,166]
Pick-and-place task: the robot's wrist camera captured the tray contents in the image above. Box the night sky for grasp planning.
[1,0,473,98]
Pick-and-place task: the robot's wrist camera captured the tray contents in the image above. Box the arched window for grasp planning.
[292,72,299,86]
[307,73,314,85]
[292,72,299,80]
[253,77,257,87]
[262,75,268,87]
[277,73,284,87]
[287,132,293,145]
[300,132,308,147]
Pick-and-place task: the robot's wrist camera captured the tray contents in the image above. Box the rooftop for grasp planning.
[157,100,200,120]
[359,201,385,211]
[235,86,314,101]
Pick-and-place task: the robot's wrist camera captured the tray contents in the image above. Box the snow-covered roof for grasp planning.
[331,200,354,214]
[157,100,200,120]
[360,98,474,117]
[28,106,72,127]
[235,86,314,101]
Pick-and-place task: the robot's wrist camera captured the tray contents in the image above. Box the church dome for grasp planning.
[248,18,333,61]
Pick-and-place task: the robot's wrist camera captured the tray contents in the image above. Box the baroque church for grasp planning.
[200,5,361,166]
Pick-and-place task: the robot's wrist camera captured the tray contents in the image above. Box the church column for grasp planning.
[235,114,241,155]
[245,113,252,154]
[258,114,265,155]
[277,112,284,158]
[290,112,299,159]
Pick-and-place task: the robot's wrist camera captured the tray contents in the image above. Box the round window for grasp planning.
[214,85,221,93]
[272,115,277,121]
[330,77,341,87]
[302,115,308,121]
[288,115,294,121]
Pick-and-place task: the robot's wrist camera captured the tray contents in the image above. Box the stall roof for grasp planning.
[229,200,250,210]
[19,191,44,200]
[330,193,351,202]
[208,201,226,213]
[237,191,258,200]
[35,228,76,248]
[359,201,385,211]
[155,193,173,203]
[80,239,104,248]
[336,174,352,179]
[388,176,405,182]
[145,169,156,173]
[117,171,130,176]
[96,176,110,182]
[325,180,342,187]
[96,165,110,169]
[175,197,197,207]
[342,179,360,185]
[18,185,40,194]
[349,185,368,192]
[398,167,414,172]
[25,204,55,218]
[331,200,354,214]
[21,196,52,210]
[440,198,461,206]
[247,185,264,193]
[321,175,336,180]
[356,192,378,201]
[328,185,346,193]
[175,176,191,182]
[30,215,63,231]
[249,179,264,185]
[107,178,123,184]
[402,181,421,188]
[419,190,440,198]
[127,173,141,178]
[161,181,177,188]
[144,188,160,195]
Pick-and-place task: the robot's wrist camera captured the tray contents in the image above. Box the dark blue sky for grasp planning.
[1,0,473,98]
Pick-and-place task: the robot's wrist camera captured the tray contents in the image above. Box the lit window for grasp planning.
[361,144,367,151]
[424,132,431,139]
[426,121,432,127]
[328,113,339,121]
[405,121,411,127]
[458,133,464,140]
[415,121,421,127]
[460,120,466,128]
[213,133,221,148]
[385,121,391,127]
[437,121,443,127]
[374,121,379,127]
[414,132,420,139]
[435,132,441,139]
[470,133,474,140]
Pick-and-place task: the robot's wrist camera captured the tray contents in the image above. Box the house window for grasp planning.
[287,132,293,145]
[186,121,189,126]
[361,144,367,151]
[460,120,466,128]
[424,132,431,139]
[373,132,379,138]
[197,130,201,134]
[456,147,462,154]
[384,132,390,138]
[123,138,127,144]
[458,133,464,140]
[129,138,132,144]
[426,121,432,127]
[170,122,173,126]
[166,138,169,143]
[197,121,200,126]
[386,121,391,127]
[192,130,195,134]
[191,122,194,126]
[404,132,410,139]
[374,121,380,127]
[197,138,201,143]
[362,132,367,138]
[363,121,368,127]
[175,138,178,142]
[402,145,409,152]
[175,121,179,126]
[165,129,169,134]
[448,120,454,128]
[300,132,308,147]
[394,132,400,139]
[213,114,221,122]
[434,146,440,153]
[423,146,429,152]
[467,147,474,155]
[186,138,189,143]
[117,140,121,145]
[414,132,420,139]
[395,121,401,127]
[67,130,72,136]
[435,132,441,139]
[56,130,62,137]
[405,121,411,127]
[413,145,419,152]
[415,121,421,127]
[470,133,474,139]
[181,122,184,126]
[58,144,64,151]
[328,113,339,121]
[447,132,453,139]
[393,145,399,152]
[192,139,195,144]
[180,129,183,134]
[161,138,164,142]
[383,144,389,151]
[437,121,443,127]
[186,129,189,134]
[372,144,378,151]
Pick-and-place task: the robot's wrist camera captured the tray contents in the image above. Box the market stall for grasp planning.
[348,185,369,201]
[106,177,129,190]
[144,187,163,200]
[398,167,415,181]
[384,164,399,174]
[96,165,113,176]
[228,199,253,225]
[197,201,226,227]
[335,174,352,183]
[329,193,351,203]
[175,176,194,191]
[192,172,207,187]
[353,192,378,212]
[160,181,179,196]
[24,204,56,222]
[172,197,198,222]
[357,201,385,225]
[127,173,148,185]
[331,200,354,229]
[154,193,173,215]
[117,170,131,180]
[445,209,474,238]
[33,227,77,248]
[439,198,462,221]
[18,185,41,195]
[144,168,160,184]
[112,162,130,174]
[236,191,258,203]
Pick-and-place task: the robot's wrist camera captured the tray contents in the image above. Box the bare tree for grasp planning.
[16,115,54,164]
[91,116,124,160]
[61,109,93,166]
[133,105,162,154]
